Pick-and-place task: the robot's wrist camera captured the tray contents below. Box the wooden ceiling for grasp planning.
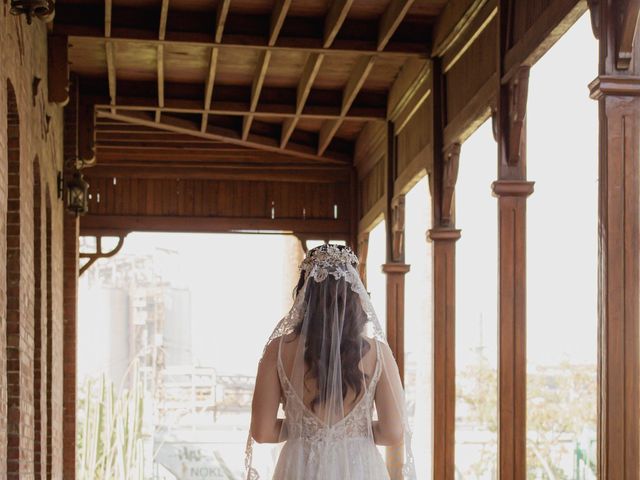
[52,0,445,173]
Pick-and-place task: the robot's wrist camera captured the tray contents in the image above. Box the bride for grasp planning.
[246,244,415,479]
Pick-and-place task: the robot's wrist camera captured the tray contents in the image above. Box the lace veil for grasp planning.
[245,244,416,479]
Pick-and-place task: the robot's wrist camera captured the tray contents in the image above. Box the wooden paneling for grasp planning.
[511,0,556,48]
[444,16,497,124]
[355,121,387,179]
[359,159,386,225]
[397,99,432,174]
[84,176,350,221]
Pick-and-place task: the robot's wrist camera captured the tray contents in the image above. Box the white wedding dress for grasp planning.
[272,337,390,480]
[245,245,414,480]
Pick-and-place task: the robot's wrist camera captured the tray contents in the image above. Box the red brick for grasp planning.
[2,19,66,480]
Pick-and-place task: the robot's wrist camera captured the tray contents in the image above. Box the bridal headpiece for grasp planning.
[300,244,359,283]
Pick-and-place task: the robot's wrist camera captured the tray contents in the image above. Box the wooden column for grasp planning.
[62,76,81,480]
[428,55,460,480]
[589,1,640,477]
[383,194,410,381]
[62,213,78,480]
[493,64,533,480]
[382,121,410,479]
[495,0,535,475]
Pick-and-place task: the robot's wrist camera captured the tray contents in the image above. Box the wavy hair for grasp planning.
[291,247,371,412]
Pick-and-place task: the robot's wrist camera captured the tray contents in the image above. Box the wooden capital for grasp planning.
[427,228,461,242]
[382,263,411,275]
[589,75,640,99]
[492,180,535,197]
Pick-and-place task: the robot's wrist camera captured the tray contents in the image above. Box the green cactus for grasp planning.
[77,361,146,479]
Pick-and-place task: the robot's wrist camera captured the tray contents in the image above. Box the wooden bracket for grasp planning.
[78,94,96,165]
[79,235,126,276]
[440,143,461,225]
[615,0,640,70]
[48,35,70,105]
[506,66,530,165]
[390,194,406,262]
[586,0,600,39]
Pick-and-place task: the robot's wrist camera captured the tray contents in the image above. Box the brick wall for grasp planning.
[1,4,66,479]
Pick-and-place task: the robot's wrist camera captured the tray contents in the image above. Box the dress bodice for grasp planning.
[276,339,383,446]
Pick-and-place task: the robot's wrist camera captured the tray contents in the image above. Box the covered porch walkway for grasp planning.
[0,0,638,478]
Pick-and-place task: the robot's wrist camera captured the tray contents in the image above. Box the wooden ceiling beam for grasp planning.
[281,53,324,147]
[281,0,354,149]
[317,0,414,155]
[80,215,350,237]
[318,55,375,155]
[105,0,116,113]
[215,0,230,43]
[61,32,426,58]
[324,0,355,48]
[378,0,417,51]
[155,0,169,122]
[92,96,383,121]
[97,110,351,165]
[79,78,387,116]
[84,165,350,183]
[243,0,292,140]
[156,45,164,122]
[52,0,431,58]
[201,0,230,132]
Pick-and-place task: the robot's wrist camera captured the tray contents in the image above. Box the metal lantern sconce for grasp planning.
[66,170,90,216]
[10,0,54,24]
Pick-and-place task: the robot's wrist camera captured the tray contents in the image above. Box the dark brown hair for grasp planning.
[292,246,370,411]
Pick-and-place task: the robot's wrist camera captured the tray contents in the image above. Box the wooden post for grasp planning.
[495,0,534,475]
[588,1,640,477]
[493,63,533,480]
[382,121,411,479]
[62,213,78,480]
[427,56,460,480]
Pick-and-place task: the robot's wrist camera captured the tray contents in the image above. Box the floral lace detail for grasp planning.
[300,244,360,284]
[276,338,383,446]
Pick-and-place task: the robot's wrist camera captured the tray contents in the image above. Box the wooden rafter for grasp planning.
[324,0,355,47]
[318,55,375,155]
[105,0,116,114]
[243,0,292,140]
[155,0,169,122]
[281,0,354,149]
[201,0,230,132]
[52,0,430,59]
[93,98,383,121]
[378,0,416,51]
[62,34,427,58]
[281,53,324,147]
[97,110,351,165]
[317,0,414,155]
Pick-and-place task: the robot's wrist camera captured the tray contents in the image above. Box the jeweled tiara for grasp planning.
[300,244,359,274]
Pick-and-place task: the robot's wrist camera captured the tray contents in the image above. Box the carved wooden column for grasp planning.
[383,198,410,479]
[382,120,411,478]
[427,148,460,480]
[588,1,640,477]
[427,56,460,480]
[494,60,534,479]
[384,196,410,381]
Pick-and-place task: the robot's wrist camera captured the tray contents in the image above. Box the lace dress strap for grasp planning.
[369,339,383,392]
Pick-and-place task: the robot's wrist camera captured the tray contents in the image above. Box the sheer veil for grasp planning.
[245,244,416,479]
